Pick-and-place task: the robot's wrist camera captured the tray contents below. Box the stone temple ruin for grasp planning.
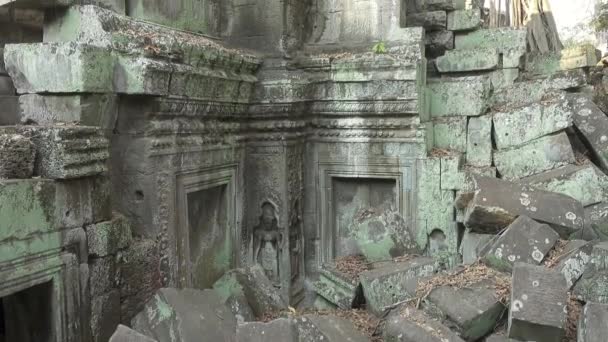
[1,0,608,341]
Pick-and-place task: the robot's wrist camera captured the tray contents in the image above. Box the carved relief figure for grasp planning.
[252,202,282,286]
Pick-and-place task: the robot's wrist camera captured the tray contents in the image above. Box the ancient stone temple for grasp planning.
[1,0,608,341]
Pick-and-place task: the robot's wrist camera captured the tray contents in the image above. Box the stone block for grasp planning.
[4,42,114,93]
[213,265,287,318]
[18,94,118,129]
[553,240,594,288]
[583,203,608,240]
[525,45,600,75]
[433,116,467,152]
[573,269,608,303]
[493,132,576,180]
[90,256,119,297]
[521,164,608,206]
[0,47,6,75]
[0,95,20,125]
[383,306,465,342]
[359,257,437,315]
[484,216,559,272]
[0,0,71,8]
[447,9,482,31]
[436,48,499,73]
[0,75,15,95]
[0,132,34,179]
[413,0,464,11]
[425,30,454,57]
[312,266,360,310]
[226,295,255,323]
[109,325,158,342]
[508,263,568,341]
[492,95,572,149]
[119,239,161,324]
[466,115,492,167]
[485,334,517,342]
[31,126,109,179]
[578,302,608,342]
[237,318,297,342]
[440,154,465,190]
[490,68,519,89]
[427,76,490,117]
[568,94,608,172]
[91,290,121,342]
[493,69,587,109]
[131,288,237,342]
[456,28,526,67]
[427,280,506,341]
[87,214,132,257]
[460,230,494,264]
[464,176,584,234]
[296,314,370,342]
[406,11,447,30]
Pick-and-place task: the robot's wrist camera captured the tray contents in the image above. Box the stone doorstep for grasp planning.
[508,263,568,341]
[483,216,559,272]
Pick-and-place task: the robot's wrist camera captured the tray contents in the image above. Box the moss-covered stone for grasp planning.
[427,76,490,117]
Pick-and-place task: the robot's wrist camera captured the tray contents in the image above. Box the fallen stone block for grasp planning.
[493,132,576,180]
[433,117,467,152]
[492,95,572,149]
[109,325,158,342]
[237,318,298,342]
[87,214,132,257]
[383,306,465,342]
[313,264,361,310]
[427,76,491,117]
[213,265,287,318]
[567,93,608,172]
[508,263,568,341]
[436,48,499,73]
[552,240,594,288]
[466,115,493,167]
[521,163,608,206]
[578,302,608,342]
[455,28,526,68]
[583,203,608,240]
[0,131,35,179]
[426,279,506,341]
[447,9,482,31]
[493,69,587,109]
[18,94,118,129]
[131,288,237,342]
[573,270,608,304]
[31,126,109,179]
[360,257,437,315]
[4,42,114,93]
[464,176,584,235]
[425,31,454,57]
[406,11,447,30]
[297,314,370,342]
[460,230,494,264]
[484,216,559,272]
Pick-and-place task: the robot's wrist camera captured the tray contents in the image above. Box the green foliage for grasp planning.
[372,41,387,54]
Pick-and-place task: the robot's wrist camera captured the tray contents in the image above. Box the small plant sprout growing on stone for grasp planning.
[372,41,387,54]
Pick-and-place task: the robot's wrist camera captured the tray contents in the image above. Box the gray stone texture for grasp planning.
[578,302,608,342]
[568,93,608,172]
[0,95,20,125]
[131,288,237,342]
[508,263,568,342]
[484,216,559,272]
[0,131,35,179]
[436,48,499,73]
[383,306,465,342]
[313,265,361,310]
[87,214,132,257]
[0,74,15,94]
[406,11,447,30]
[493,132,576,180]
[554,240,594,288]
[91,290,121,342]
[464,176,584,235]
[296,314,370,342]
[237,318,298,342]
[109,325,158,342]
[427,76,491,117]
[425,30,454,57]
[583,203,608,240]
[466,115,493,167]
[426,279,505,340]
[460,230,494,264]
